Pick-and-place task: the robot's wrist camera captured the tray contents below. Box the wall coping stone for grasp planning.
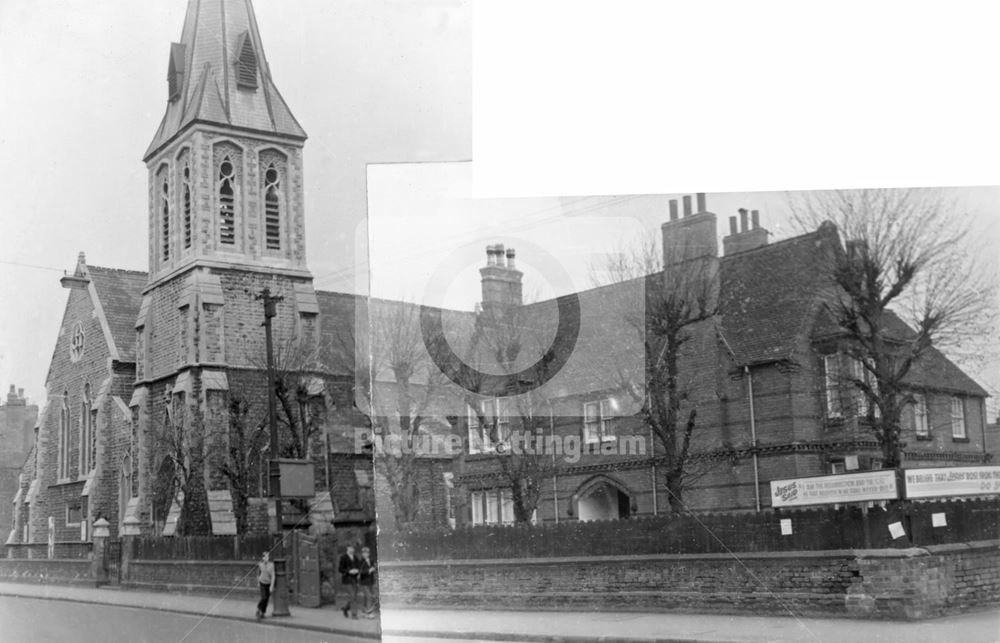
[381,549,860,568]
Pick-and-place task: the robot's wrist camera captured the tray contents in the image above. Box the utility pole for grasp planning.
[257,287,290,616]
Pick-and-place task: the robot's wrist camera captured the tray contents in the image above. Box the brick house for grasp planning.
[371,197,991,528]
[5,0,373,544]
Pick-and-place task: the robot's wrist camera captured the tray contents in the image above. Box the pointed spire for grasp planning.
[144,0,306,161]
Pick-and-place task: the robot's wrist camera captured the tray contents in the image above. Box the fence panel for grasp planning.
[384,498,1000,561]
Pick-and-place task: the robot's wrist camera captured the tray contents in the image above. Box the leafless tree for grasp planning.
[593,230,720,513]
[461,304,558,524]
[215,394,266,534]
[151,396,210,535]
[365,299,449,529]
[790,188,998,468]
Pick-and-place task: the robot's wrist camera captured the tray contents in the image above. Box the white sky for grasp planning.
[1,1,999,417]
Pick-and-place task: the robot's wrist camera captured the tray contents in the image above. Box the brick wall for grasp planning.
[380,550,860,615]
[381,540,1000,619]
[846,540,1000,618]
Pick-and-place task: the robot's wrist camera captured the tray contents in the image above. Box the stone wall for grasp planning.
[122,560,259,597]
[0,559,93,586]
[380,540,1000,620]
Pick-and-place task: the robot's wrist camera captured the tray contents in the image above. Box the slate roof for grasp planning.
[88,266,147,362]
[718,222,839,366]
[144,0,307,160]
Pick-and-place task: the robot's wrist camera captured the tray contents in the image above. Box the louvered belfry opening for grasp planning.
[235,31,258,90]
[264,164,281,250]
[218,158,236,245]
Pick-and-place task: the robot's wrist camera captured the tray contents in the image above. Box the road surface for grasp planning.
[0,596,371,643]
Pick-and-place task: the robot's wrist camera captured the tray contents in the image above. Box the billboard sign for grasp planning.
[770,470,899,508]
[270,459,316,498]
[903,466,1000,499]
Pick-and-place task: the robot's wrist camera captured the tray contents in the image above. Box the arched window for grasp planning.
[259,150,287,252]
[178,150,192,250]
[80,383,95,474]
[157,166,170,262]
[214,143,241,247]
[218,158,236,245]
[264,164,281,250]
[59,392,70,480]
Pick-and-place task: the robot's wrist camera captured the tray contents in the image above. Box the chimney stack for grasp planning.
[480,243,523,314]
[723,207,771,256]
[669,200,679,221]
[660,193,720,310]
[696,193,706,213]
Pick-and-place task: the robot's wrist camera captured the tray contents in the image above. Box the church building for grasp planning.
[7,0,370,545]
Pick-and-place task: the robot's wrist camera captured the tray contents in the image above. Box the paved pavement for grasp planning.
[0,581,380,639]
[378,606,1000,643]
[1,582,996,642]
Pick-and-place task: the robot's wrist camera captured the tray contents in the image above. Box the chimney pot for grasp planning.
[669,199,678,221]
[486,245,496,266]
[17,388,23,398]
[682,196,692,217]
[505,248,516,270]
[496,244,506,267]
[739,208,749,233]
[751,210,760,229]
[728,216,738,235]
[696,193,706,213]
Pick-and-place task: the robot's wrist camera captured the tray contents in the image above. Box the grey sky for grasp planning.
[1,1,997,419]
[0,0,470,403]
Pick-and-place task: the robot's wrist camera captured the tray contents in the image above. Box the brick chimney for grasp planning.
[480,244,523,315]
[723,208,770,256]
[661,192,719,308]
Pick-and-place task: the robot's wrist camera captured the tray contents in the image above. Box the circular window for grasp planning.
[69,321,85,362]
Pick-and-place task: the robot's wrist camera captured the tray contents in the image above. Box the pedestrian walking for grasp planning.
[338,544,361,619]
[256,551,276,620]
[358,546,377,619]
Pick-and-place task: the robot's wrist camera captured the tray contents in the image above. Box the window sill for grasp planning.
[951,437,970,443]
[914,435,933,441]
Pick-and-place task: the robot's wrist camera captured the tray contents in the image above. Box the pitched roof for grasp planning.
[87,266,147,362]
[144,0,307,161]
[718,222,840,366]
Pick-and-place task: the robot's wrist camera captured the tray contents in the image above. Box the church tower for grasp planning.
[130,0,320,535]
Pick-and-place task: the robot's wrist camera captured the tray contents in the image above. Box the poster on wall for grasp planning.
[903,466,1000,499]
[769,470,899,508]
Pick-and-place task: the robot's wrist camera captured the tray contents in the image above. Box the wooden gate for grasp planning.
[104,540,122,585]
[295,533,321,607]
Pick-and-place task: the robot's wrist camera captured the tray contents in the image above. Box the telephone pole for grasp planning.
[257,286,290,616]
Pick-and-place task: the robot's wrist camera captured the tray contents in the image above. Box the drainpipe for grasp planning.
[745,365,761,512]
[549,401,558,524]
[650,422,658,515]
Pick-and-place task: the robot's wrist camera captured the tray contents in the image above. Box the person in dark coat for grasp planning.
[338,545,361,619]
[358,546,377,618]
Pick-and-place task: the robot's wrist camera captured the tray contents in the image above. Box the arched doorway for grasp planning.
[575,476,632,521]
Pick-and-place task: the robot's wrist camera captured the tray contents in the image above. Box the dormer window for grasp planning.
[235,32,258,90]
[167,43,185,102]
